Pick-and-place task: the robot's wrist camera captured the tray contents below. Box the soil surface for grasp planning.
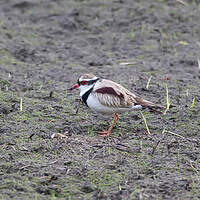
[0,0,200,199]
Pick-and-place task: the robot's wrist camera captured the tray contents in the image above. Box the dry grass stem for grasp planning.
[176,0,188,6]
[20,97,23,111]
[140,112,150,134]
[146,75,152,89]
[197,59,200,70]
[51,132,68,139]
[164,84,170,115]
[191,97,195,109]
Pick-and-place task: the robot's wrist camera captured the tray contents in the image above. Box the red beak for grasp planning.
[69,83,79,90]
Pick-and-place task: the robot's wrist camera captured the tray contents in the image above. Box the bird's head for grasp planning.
[69,74,99,96]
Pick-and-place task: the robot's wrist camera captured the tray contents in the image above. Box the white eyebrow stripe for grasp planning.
[80,78,98,82]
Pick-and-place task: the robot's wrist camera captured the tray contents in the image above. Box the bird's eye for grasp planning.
[81,81,87,85]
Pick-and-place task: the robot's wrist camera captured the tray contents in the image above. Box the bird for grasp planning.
[69,73,163,136]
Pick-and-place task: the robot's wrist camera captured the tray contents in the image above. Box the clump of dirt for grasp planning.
[0,0,200,199]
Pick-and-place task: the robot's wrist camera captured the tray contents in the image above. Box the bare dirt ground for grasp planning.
[0,0,200,199]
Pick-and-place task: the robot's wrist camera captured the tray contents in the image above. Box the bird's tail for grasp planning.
[135,96,164,114]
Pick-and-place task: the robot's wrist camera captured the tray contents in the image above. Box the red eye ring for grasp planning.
[81,81,87,85]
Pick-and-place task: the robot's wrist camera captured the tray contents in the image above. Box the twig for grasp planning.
[114,143,140,154]
[49,91,53,98]
[151,128,166,155]
[51,132,68,139]
[76,99,82,114]
[176,0,188,6]
[118,60,137,66]
[19,165,31,170]
[165,130,185,139]
[165,130,200,145]
[29,133,35,140]
[40,160,58,168]
[189,160,199,175]
[48,175,58,182]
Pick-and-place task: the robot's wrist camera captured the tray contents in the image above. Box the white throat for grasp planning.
[79,84,94,97]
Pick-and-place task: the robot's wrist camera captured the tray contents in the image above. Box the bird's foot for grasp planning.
[98,129,111,137]
[98,113,118,137]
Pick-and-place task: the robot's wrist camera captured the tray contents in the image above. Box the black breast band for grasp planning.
[82,87,94,107]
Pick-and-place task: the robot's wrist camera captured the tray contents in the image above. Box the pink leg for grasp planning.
[98,113,118,136]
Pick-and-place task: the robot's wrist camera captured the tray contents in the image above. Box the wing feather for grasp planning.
[92,79,133,108]
[92,78,163,110]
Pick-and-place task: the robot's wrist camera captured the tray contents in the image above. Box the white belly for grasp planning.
[86,95,132,115]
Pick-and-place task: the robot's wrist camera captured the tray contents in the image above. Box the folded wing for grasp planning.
[92,79,163,111]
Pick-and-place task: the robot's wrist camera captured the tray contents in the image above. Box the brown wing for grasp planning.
[92,87,127,108]
[92,79,136,108]
[92,79,163,110]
